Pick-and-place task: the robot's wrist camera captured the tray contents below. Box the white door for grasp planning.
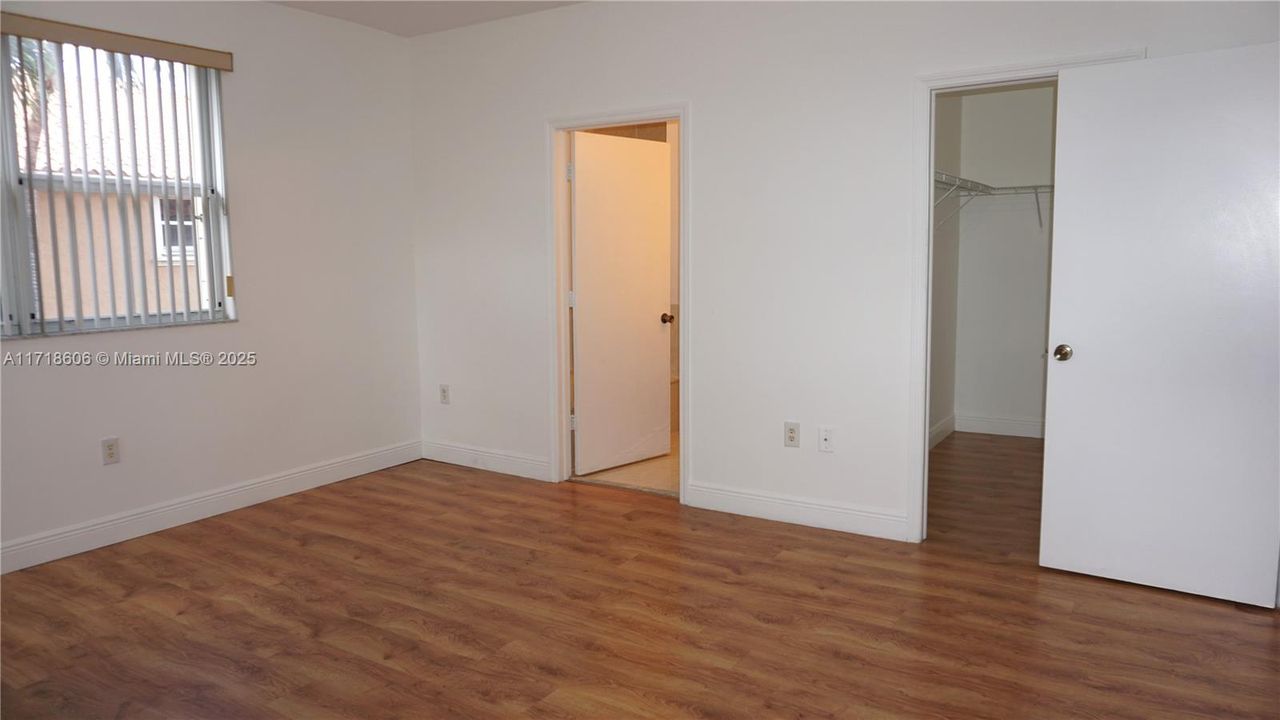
[571,131,672,475]
[1041,43,1279,607]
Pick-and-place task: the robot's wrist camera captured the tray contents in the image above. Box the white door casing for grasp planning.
[1040,43,1279,607]
[571,131,672,475]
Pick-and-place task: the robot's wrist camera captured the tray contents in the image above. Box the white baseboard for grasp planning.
[929,415,955,447]
[955,414,1043,438]
[1,441,423,573]
[421,440,551,481]
[683,481,910,542]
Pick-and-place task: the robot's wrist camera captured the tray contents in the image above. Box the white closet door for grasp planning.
[571,131,672,476]
[1040,43,1279,607]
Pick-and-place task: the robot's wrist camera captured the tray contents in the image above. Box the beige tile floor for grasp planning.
[574,432,679,496]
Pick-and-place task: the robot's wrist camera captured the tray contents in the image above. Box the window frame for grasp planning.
[153,196,199,266]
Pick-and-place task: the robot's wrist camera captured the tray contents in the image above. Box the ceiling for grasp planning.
[280,1,578,38]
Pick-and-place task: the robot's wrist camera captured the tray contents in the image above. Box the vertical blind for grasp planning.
[1,29,232,337]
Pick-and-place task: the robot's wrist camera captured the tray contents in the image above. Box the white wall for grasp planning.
[3,3,1274,567]
[929,94,961,447]
[410,1,1278,541]
[1,2,421,569]
[953,85,1056,438]
[960,86,1057,187]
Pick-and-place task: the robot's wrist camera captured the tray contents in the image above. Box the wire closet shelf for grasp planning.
[933,170,1053,229]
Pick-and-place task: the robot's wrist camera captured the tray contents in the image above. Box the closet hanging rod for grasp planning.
[933,170,1054,229]
[960,184,1055,197]
[933,170,1053,198]
[934,170,994,196]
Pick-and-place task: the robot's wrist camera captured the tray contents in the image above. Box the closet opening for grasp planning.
[551,117,682,497]
[925,80,1057,559]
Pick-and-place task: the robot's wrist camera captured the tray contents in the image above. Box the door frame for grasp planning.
[907,50,1145,542]
[547,103,690,498]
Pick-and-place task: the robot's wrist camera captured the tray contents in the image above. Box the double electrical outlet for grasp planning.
[101,436,120,465]
[784,421,835,453]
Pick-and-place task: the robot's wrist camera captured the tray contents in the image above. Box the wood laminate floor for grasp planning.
[3,432,1277,718]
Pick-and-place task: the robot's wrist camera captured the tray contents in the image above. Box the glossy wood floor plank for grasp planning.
[3,431,1277,719]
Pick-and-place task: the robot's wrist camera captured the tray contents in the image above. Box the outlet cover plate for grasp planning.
[784,421,800,448]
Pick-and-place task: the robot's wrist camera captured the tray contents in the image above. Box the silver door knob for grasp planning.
[660,313,675,324]
[1053,344,1073,361]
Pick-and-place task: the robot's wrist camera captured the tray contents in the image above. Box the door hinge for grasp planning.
[569,414,577,431]
[567,290,576,308]
[566,162,574,182]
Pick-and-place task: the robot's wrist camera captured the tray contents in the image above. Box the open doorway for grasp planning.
[914,46,1277,605]
[554,118,681,496]
[926,80,1056,558]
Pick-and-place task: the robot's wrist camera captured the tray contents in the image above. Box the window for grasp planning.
[154,197,199,264]
[0,19,233,337]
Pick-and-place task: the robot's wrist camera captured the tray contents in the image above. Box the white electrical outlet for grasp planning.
[784,421,800,448]
[819,425,834,453]
[439,384,451,404]
[101,437,120,465]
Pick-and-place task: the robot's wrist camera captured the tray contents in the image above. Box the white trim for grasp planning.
[421,440,551,481]
[545,103,691,499]
[955,415,1043,438]
[0,440,421,573]
[684,481,910,542]
[929,415,955,448]
[908,48,1147,544]
[917,48,1147,86]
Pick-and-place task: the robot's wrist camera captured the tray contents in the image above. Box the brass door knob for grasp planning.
[660,313,675,324]
[1053,344,1073,361]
